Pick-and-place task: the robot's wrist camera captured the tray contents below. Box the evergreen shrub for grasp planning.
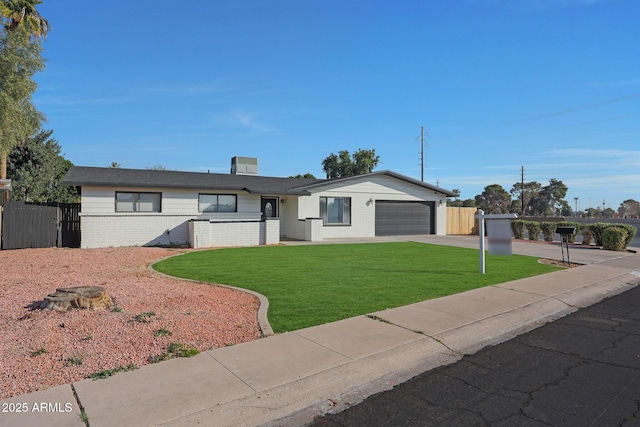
[588,223,608,246]
[511,220,526,240]
[540,222,556,242]
[581,224,593,245]
[602,227,628,252]
[616,224,637,249]
[525,221,541,241]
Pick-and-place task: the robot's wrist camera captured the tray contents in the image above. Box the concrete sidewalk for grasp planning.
[1,237,639,427]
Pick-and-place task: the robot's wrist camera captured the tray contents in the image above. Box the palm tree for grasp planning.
[0,0,48,179]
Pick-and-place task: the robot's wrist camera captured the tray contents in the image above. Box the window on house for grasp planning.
[115,192,161,212]
[320,197,351,225]
[198,194,237,212]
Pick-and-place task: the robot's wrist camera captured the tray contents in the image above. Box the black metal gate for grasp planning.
[36,202,81,249]
[1,201,81,249]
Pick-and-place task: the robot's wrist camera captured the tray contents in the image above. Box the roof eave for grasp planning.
[291,170,458,197]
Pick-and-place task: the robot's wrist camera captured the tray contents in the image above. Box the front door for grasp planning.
[261,197,278,220]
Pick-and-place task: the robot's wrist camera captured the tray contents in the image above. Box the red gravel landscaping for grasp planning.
[0,247,262,399]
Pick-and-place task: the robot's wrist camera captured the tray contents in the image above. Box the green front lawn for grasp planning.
[154,242,560,333]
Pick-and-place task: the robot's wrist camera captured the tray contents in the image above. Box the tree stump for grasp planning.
[39,286,114,312]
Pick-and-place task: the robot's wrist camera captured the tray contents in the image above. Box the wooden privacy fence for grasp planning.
[1,201,81,250]
[446,207,478,235]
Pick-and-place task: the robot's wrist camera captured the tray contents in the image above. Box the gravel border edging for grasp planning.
[147,251,274,337]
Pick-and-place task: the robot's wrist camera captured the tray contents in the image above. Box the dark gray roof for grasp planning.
[62,166,324,195]
[294,170,458,197]
[63,166,457,197]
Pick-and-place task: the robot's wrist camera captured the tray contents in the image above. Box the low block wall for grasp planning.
[305,218,323,242]
[190,219,280,248]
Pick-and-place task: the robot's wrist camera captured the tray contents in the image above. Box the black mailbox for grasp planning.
[556,226,576,235]
[556,226,576,265]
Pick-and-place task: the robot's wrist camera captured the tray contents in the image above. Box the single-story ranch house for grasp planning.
[62,157,457,249]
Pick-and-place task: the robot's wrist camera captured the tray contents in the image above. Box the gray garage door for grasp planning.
[375,201,434,236]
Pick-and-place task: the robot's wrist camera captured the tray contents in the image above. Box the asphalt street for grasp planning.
[309,284,640,427]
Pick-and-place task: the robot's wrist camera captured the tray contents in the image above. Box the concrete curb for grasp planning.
[155,272,639,427]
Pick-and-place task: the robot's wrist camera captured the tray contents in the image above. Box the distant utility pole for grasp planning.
[520,166,525,216]
[574,197,579,217]
[418,126,430,182]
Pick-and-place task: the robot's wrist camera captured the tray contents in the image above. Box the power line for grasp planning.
[511,93,640,125]
[439,93,640,140]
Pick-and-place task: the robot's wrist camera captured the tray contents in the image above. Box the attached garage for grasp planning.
[375,200,435,236]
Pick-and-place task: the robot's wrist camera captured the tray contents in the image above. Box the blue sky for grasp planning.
[34,0,639,211]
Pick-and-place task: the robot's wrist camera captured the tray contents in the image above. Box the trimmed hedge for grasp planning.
[511,220,526,240]
[616,223,637,249]
[540,222,556,242]
[602,227,628,252]
[525,221,541,241]
[509,220,636,249]
[589,222,637,249]
[588,223,608,246]
[581,224,593,246]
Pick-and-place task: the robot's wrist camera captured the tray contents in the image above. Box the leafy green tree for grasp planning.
[350,148,380,175]
[585,207,600,218]
[0,1,47,179]
[289,173,316,179]
[559,199,572,217]
[7,129,77,202]
[475,184,511,214]
[510,181,542,215]
[1,1,49,36]
[538,178,568,216]
[109,161,121,168]
[321,148,379,179]
[618,199,640,218]
[447,188,461,207]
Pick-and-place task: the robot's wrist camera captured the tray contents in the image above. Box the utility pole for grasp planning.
[574,197,579,217]
[421,126,425,182]
[520,166,525,216]
[418,126,430,182]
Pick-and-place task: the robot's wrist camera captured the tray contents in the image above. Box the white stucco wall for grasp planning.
[296,174,448,238]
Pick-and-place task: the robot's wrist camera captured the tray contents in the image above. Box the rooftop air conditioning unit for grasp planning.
[231,157,258,175]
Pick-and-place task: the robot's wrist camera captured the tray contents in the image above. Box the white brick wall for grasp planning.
[264,218,280,245]
[189,219,281,248]
[305,218,323,242]
[80,213,192,248]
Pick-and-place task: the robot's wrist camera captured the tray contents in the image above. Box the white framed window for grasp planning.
[198,194,237,212]
[320,196,351,225]
[115,192,161,212]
